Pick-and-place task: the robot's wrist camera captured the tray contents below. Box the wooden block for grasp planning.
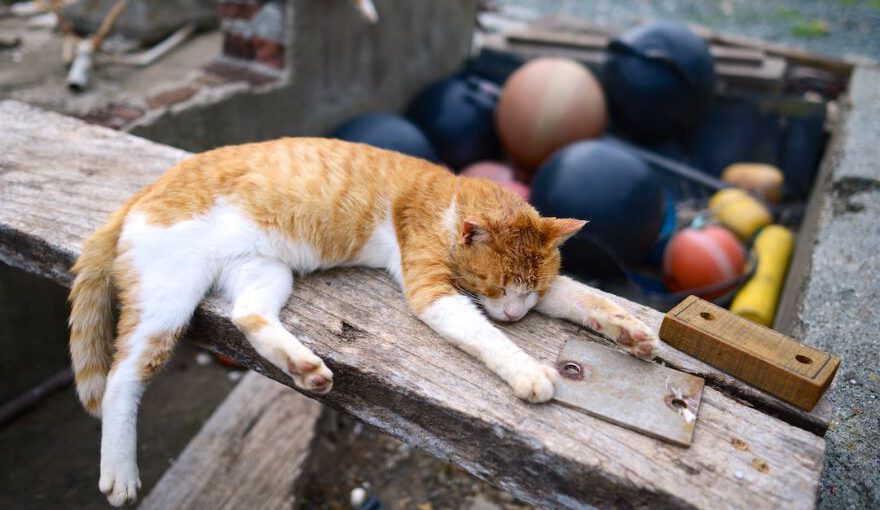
[660,296,839,411]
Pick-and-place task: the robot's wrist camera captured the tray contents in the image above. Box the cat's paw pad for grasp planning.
[99,460,141,507]
[509,363,558,403]
[602,313,659,359]
[287,354,334,394]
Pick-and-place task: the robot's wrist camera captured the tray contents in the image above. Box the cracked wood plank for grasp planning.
[0,100,826,509]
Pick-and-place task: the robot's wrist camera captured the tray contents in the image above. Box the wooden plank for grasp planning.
[660,296,839,411]
[687,23,856,79]
[485,31,785,92]
[507,29,767,68]
[138,372,322,510]
[506,29,610,51]
[531,14,856,79]
[710,46,766,67]
[0,101,827,509]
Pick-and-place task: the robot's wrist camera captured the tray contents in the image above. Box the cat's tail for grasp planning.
[68,192,143,418]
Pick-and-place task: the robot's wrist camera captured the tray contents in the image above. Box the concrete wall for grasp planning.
[132,0,477,151]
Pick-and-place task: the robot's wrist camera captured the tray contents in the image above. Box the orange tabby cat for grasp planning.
[68,138,658,506]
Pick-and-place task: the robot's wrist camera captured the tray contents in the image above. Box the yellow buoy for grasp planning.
[721,163,784,202]
[730,225,795,327]
[709,188,772,241]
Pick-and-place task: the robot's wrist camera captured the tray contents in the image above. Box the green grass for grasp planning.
[791,19,831,38]
[774,7,802,21]
[871,0,880,9]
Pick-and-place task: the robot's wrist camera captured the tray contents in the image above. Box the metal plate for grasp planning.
[554,338,705,447]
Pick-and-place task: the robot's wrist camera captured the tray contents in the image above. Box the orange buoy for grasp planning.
[495,58,607,170]
[663,225,745,299]
[721,163,784,202]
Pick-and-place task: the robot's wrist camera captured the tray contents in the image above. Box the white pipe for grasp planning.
[67,40,94,92]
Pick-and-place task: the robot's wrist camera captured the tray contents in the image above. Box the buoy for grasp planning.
[730,225,795,326]
[709,188,772,241]
[663,224,746,299]
[602,21,715,142]
[721,163,784,202]
[496,57,607,170]
[530,140,665,277]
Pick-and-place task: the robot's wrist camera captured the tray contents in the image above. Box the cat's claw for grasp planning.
[286,354,334,394]
[509,363,558,403]
[99,459,141,507]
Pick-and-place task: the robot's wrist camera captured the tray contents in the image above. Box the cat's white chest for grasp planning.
[353,214,403,285]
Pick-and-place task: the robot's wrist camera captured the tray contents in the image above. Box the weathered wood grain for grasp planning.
[0,101,827,509]
[138,372,321,510]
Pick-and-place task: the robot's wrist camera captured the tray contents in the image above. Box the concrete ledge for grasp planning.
[776,66,880,508]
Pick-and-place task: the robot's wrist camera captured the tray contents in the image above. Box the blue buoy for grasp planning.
[331,113,438,162]
[406,74,502,171]
[530,140,665,277]
[603,21,715,143]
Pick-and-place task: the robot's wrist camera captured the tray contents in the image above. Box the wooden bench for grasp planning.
[0,100,829,509]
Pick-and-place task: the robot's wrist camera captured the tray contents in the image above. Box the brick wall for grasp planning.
[219,1,285,69]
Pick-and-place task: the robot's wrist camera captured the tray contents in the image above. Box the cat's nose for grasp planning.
[504,309,523,321]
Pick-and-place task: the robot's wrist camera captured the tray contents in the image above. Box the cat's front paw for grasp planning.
[286,353,334,394]
[99,458,141,507]
[591,313,659,359]
[508,363,558,403]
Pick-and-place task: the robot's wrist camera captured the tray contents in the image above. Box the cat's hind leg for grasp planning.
[219,257,333,393]
[99,259,214,507]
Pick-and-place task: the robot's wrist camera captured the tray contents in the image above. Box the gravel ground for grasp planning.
[499,0,880,61]
[301,410,531,510]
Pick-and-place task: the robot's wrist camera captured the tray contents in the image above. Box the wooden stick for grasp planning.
[101,24,195,67]
[67,0,130,91]
[91,0,129,49]
[0,368,74,427]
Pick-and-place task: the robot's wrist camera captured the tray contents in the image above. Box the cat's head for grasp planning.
[450,212,585,321]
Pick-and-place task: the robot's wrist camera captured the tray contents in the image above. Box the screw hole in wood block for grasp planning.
[563,362,582,375]
[699,311,715,320]
[557,360,585,380]
[795,354,813,364]
[671,398,688,410]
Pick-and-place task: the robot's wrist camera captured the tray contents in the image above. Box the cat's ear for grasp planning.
[462,218,492,245]
[542,217,587,245]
